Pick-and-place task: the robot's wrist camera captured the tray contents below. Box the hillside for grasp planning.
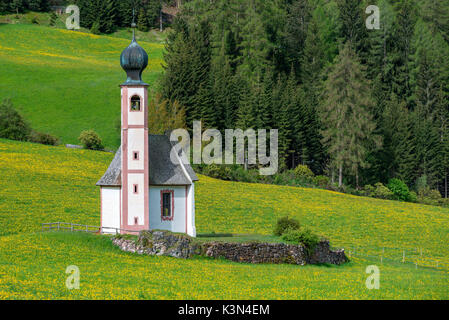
[0,24,164,148]
[0,138,448,299]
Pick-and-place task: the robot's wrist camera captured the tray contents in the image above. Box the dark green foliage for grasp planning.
[273,216,300,237]
[0,99,31,141]
[363,183,394,200]
[30,131,59,146]
[156,0,449,204]
[73,0,161,34]
[281,228,320,252]
[387,178,411,201]
[78,130,103,151]
[137,7,149,32]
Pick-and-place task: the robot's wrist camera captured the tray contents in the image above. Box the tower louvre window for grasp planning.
[130,95,141,111]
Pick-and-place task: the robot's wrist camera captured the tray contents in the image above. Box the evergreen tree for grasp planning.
[336,0,369,62]
[137,7,149,32]
[376,93,413,183]
[160,17,212,129]
[10,0,25,14]
[284,0,311,78]
[238,3,271,79]
[421,0,449,43]
[390,0,417,100]
[434,86,449,197]
[321,42,381,187]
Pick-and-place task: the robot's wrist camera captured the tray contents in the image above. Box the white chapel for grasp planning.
[97,28,198,237]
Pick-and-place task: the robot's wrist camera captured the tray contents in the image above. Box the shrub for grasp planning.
[417,189,442,206]
[293,164,314,180]
[281,228,320,252]
[314,175,330,188]
[202,164,222,179]
[362,184,375,197]
[415,175,428,194]
[0,99,31,141]
[273,216,300,236]
[408,191,418,203]
[79,130,103,150]
[387,178,411,201]
[90,21,101,35]
[30,131,59,146]
[372,183,394,200]
[31,16,39,24]
[418,186,442,200]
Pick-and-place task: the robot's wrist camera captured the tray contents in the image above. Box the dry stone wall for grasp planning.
[112,230,348,266]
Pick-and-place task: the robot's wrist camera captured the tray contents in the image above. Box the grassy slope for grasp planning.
[0,24,164,148]
[1,232,447,300]
[0,139,448,299]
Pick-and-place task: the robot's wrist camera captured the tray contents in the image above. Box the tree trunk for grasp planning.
[338,165,343,187]
[159,10,163,32]
[356,170,359,189]
[445,173,448,199]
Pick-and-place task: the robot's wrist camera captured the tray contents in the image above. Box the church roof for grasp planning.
[96,134,198,187]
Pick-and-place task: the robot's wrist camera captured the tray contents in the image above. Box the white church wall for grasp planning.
[101,187,121,233]
[127,173,145,226]
[149,186,187,234]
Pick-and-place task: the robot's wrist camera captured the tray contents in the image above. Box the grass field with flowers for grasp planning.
[0,23,164,148]
[0,138,448,299]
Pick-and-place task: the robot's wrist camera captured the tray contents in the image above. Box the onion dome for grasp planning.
[120,24,148,85]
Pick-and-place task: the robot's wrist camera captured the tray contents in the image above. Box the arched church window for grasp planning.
[130,95,141,111]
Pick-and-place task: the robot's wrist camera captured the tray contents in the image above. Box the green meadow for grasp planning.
[0,24,164,148]
[0,138,448,299]
[0,23,448,300]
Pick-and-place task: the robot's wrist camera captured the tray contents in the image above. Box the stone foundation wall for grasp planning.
[112,230,348,266]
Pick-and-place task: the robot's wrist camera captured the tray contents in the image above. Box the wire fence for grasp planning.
[341,244,449,272]
[41,223,449,272]
[41,222,141,235]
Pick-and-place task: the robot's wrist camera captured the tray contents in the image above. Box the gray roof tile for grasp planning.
[96,134,198,187]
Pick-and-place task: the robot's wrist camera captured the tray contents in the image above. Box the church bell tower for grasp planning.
[119,21,149,232]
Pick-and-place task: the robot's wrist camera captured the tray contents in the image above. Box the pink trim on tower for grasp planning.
[121,86,129,231]
[120,85,150,234]
[144,127,149,230]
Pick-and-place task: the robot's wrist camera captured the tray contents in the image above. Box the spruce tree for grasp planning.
[321,42,381,187]
[336,0,369,62]
[284,0,311,79]
[137,7,149,32]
